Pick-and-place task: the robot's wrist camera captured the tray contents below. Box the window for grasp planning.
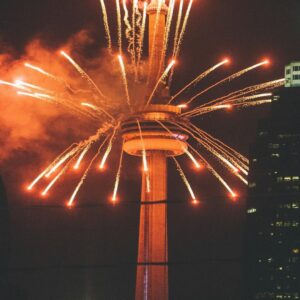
[247,208,257,214]
[293,65,300,71]
[293,74,300,80]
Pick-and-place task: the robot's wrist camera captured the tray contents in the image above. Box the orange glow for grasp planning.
[222,57,231,65]
[192,199,200,205]
[67,201,74,208]
[177,104,188,108]
[230,191,238,201]
[261,58,270,66]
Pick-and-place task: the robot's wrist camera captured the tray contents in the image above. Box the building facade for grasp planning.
[245,63,300,299]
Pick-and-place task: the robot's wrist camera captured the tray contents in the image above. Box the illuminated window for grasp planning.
[247,208,257,214]
[272,153,280,158]
[249,182,256,188]
[284,177,291,182]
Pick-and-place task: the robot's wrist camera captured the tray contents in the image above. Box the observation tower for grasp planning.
[122,1,188,299]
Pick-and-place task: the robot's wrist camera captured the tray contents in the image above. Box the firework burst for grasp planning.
[0,0,285,207]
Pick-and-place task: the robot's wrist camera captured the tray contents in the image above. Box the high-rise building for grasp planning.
[245,63,300,300]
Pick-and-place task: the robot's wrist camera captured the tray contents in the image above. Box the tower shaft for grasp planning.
[148,1,167,86]
[135,151,168,300]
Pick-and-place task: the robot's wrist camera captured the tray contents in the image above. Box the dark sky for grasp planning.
[0,0,300,299]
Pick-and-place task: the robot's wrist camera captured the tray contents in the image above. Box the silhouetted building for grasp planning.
[0,176,10,296]
[245,71,300,299]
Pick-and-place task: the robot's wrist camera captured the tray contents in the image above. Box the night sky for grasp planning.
[0,0,300,299]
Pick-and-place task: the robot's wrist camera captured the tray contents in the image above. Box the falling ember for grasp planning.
[41,163,70,197]
[111,148,124,203]
[118,55,132,108]
[81,102,99,110]
[68,137,108,207]
[46,147,79,178]
[74,144,91,170]
[99,127,118,170]
[173,157,197,202]
[27,169,49,191]
[185,149,201,169]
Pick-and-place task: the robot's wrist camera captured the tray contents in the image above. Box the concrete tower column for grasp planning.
[147,0,168,87]
[135,151,168,300]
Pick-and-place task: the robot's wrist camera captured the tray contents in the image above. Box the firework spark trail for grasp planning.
[81,102,99,111]
[137,2,148,70]
[137,120,150,193]
[186,61,270,105]
[26,143,79,191]
[116,0,122,53]
[15,80,50,93]
[74,144,92,170]
[17,91,52,102]
[24,62,74,92]
[99,126,119,169]
[118,55,132,109]
[122,0,135,66]
[233,99,273,108]
[174,0,193,60]
[41,154,78,196]
[68,136,109,207]
[181,121,249,175]
[172,0,184,59]
[172,157,197,202]
[60,51,106,99]
[156,120,201,169]
[173,122,248,184]
[185,80,284,116]
[148,0,163,83]
[168,60,229,104]
[185,93,273,117]
[168,0,184,85]
[191,125,249,171]
[99,0,112,51]
[46,147,83,178]
[185,149,202,169]
[146,60,175,105]
[159,0,176,76]
[45,127,110,179]
[24,63,57,81]
[0,80,30,91]
[132,0,137,67]
[195,152,237,198]
[112,147,124,202]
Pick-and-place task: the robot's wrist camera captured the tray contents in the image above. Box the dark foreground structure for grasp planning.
[245,67,300,299]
